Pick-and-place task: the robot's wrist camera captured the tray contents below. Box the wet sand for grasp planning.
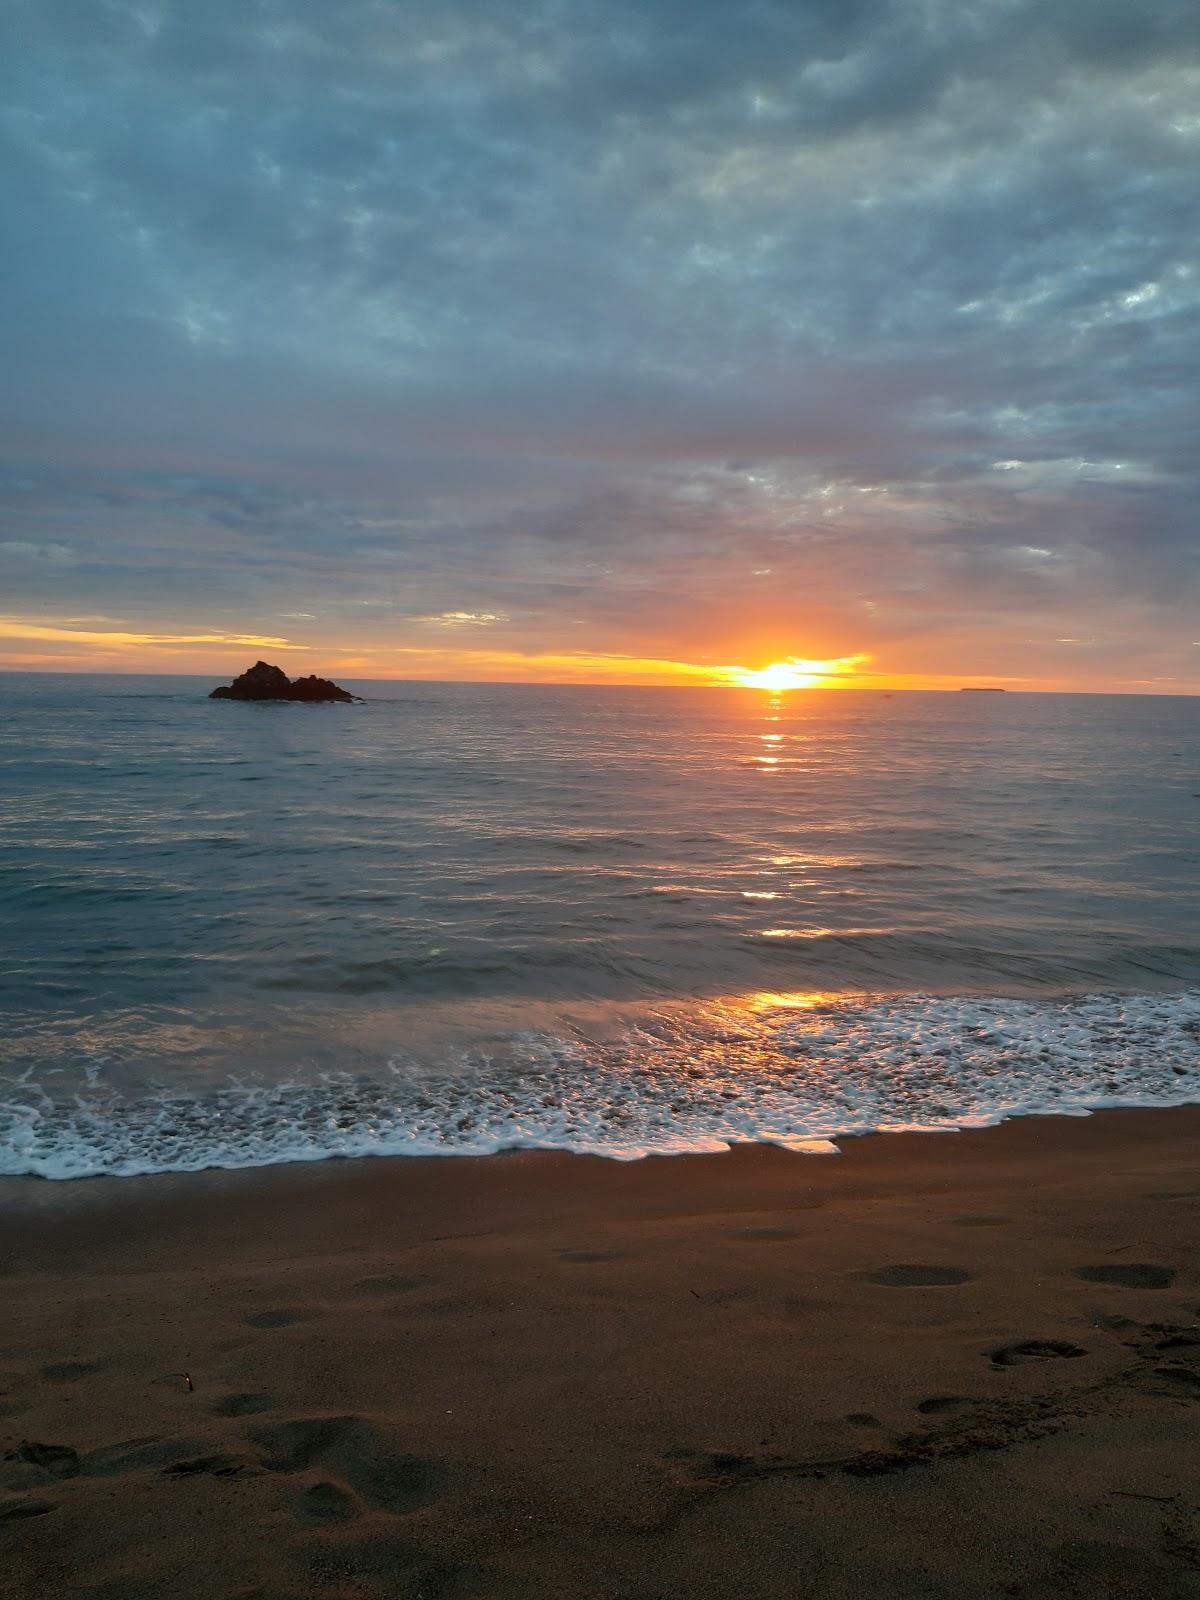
[3,1107,1200,1598]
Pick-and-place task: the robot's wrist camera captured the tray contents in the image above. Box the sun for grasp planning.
[735,662,820,690]
[726,654,871,690]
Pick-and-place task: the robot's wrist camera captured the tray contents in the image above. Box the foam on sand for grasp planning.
[2,989,1198,1179]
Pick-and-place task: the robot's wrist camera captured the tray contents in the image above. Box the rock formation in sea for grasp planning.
[209,661,359,702]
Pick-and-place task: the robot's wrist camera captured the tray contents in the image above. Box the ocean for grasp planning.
[2,674,1198,1178]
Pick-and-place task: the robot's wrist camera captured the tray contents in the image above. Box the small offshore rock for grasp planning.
[209,661,359,703]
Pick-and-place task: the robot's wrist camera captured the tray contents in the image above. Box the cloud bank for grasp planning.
[1,0,1198,686]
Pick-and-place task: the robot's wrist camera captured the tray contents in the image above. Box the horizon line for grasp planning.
[0,667,1195,698]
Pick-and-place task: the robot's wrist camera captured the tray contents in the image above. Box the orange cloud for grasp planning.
[0,617,1118,691]
[0,617,303,651]
[368,646,742,685]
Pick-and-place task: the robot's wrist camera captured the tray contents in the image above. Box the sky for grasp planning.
[1,0,1198,689]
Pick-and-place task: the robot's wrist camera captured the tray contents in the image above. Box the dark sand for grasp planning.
[3,1107,1200,1598]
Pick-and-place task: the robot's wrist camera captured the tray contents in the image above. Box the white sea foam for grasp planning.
[2,990,1199,1180]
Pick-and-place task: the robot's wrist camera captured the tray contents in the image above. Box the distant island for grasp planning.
[209,661,360,703]
[960,686,1007,693]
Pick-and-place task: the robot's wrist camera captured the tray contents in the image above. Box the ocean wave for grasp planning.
[2,989,1198,1180]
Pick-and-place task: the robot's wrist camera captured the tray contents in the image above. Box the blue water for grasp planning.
[2,675,1199,1176]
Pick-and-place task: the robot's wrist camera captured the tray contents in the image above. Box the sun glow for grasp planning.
[0,614,892,689]
[736,662,820,690]
[729,655,869,690]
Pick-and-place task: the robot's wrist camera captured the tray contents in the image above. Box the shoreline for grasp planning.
[4,1104,1200,1595]
[7,979,1200,1182]
[3,1095,1200,1211]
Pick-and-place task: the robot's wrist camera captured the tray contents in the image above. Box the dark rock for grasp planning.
[209,661,358,703]
[286,673,357,703]
[210,660,291,699]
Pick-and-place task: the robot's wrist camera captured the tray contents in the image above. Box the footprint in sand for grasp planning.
[1153,1329,1200,1351]
[249,1415,446,1515]
[916,1395,973,1415]
[1153,1366,1200,1392]
[861,1264,972,1287]
[212,1392,277,1417]
[162,1454,245,1478]
[84,1437,218,1476]
[6,1442,80,1479]
[296,1478,360,1525]
[1092,1312,1139,1331]
[990,1340,1087,1367]
[1075,1263,1176,1289]
[558,1249,623,1263]
[844,1413,883,1428]
[0,1497,57,1520]
[39,1360,105,1383]
[244,1309,310,1329]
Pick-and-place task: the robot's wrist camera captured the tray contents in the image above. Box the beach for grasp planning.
[4,1108,1200,1598]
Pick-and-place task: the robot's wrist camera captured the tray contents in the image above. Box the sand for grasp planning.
[3,1107,1200,1599]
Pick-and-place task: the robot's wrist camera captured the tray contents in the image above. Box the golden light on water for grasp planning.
[746,990,845,1012]
[728,654,870,690]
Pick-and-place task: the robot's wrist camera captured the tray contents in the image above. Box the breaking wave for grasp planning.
[3,989,1199,1180]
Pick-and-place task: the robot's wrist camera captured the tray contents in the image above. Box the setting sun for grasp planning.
[728,655,870,690]
[736,662,821,690]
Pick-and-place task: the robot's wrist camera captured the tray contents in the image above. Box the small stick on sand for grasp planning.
[1109,1490,1176,1502]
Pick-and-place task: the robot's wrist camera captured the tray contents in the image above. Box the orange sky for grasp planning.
[1,615,1194,692]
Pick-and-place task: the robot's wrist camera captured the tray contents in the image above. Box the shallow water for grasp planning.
[2,675,1198,1176]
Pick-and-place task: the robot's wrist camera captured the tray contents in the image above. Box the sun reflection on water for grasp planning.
[746,989,846,1012]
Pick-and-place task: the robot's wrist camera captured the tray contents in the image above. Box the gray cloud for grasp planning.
[0,0,1197,683]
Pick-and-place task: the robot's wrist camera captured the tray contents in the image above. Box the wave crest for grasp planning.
[2,990,1199,1179]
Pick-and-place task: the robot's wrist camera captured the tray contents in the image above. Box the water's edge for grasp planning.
[5,989,1198,1180]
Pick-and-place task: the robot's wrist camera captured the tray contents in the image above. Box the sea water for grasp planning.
[2,675,1198,1177]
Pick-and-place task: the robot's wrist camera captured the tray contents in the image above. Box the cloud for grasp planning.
[0,540,75,563]
[0,617,302,650]
[0,0,1198,685]
[413,611,510,626]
